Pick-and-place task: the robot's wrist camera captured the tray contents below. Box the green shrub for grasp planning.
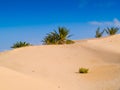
[11,41,31,48]
[79,68,89,73]
[66,40,74,44]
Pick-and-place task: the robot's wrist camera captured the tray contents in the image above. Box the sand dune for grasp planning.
[0,35,120,90]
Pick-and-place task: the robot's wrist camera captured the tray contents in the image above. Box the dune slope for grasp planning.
[0,35,120,90]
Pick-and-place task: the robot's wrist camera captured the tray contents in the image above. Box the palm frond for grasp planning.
[95,27,104,38]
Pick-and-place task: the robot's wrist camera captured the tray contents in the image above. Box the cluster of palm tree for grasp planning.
[42,27,74,45]
[95,27,119,38]
[11,27,74,48]
[11,26,119,49]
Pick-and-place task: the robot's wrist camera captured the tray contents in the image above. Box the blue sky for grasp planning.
[0,0,120,51]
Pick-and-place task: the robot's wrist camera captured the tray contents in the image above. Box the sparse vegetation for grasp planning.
[79,68,89,73]
[95,27,119,37]
[95,27,104,38]
[104,27,119,35]
[11,41,31,48]
[42,27,74,45]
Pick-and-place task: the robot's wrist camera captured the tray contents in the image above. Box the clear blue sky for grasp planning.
[0,0,120,51]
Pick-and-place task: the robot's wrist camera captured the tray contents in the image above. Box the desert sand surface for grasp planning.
[0,35,120,90]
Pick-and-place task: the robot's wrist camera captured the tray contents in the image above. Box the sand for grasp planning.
[0,34,120,90]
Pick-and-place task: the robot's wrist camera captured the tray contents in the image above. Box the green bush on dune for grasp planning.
[42,27,74,45]
[79,68,89,74]
[66,40,75,44]
[11,41,31,48]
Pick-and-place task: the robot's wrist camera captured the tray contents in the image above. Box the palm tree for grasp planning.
[105,27,119,35]
[95,27,104,38]
[43,27,74,45]
[43,31,59,45]
[57,27,72,44]
[11,41,31,48]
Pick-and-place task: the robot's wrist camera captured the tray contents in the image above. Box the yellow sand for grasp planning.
[0,34,120,90]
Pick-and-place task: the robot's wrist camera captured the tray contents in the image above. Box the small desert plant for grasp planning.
[79,68,89,73]
[11,41,31,48]
[95,27,104,38]
[66,40,75,44]
[104,27,119,35]
[43,27,74,45]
